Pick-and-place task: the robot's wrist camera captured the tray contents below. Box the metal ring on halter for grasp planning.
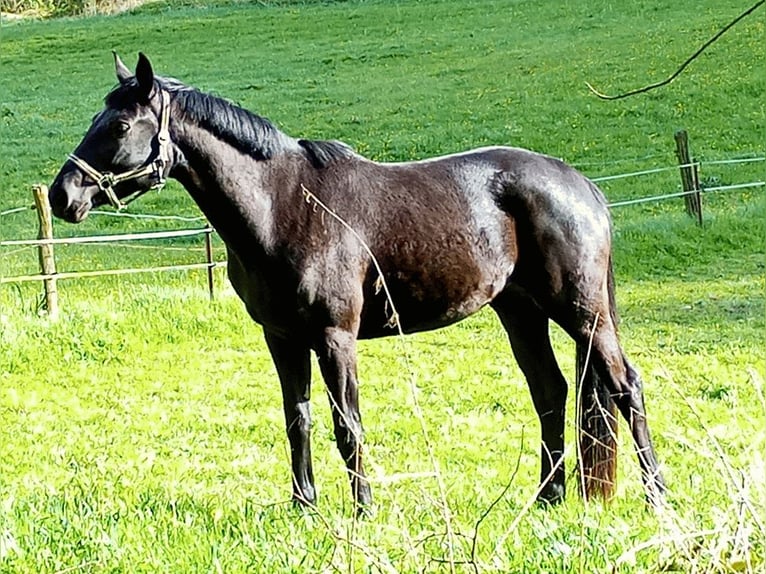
[97,174,123,210]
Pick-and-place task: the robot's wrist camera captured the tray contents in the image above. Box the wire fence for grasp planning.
[2,154,761,224]
[0,205,35,217]
[1,227,211,247]
[0,152,763,315]
[608,180,765,208]
[0,187,224,316]
[88,209,207,222]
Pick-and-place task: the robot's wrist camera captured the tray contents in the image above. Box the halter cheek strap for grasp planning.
[67,90,172,211]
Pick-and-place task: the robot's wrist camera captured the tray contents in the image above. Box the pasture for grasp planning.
[1,0,764,572]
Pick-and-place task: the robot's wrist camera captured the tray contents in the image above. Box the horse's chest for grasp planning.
[226,251,300,332]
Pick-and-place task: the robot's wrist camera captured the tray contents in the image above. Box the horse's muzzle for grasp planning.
[49,172,93,223]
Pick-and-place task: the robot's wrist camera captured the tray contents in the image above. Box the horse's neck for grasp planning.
[169,119,302,259]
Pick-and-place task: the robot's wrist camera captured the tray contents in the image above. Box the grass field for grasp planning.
[1,0,765,572]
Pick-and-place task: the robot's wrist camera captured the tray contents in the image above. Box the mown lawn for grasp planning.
[1,0,764,572]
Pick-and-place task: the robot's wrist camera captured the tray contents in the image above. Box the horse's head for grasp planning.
[49,52,171,222]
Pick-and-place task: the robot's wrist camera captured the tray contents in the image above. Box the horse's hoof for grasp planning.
[645,480,667,509]
[536,483,565,507]
[355,502,374,519]
[291,490,317,510]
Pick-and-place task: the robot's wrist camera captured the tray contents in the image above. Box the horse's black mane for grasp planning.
[105,76,357,167]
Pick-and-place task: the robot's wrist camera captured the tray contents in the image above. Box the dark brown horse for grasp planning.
[49,53,666,510]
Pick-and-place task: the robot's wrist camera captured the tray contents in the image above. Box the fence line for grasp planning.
[702,156,765,166]
[702,181,766,193]
[590,156,764,183]
[89,241,212,253]
[0,241,207,257]
[0,148,763,311]
[0,246,36,258]
[0,205,205,223]
[0,227,210,248]
[89,210,207,222]
[591,163,696,183]
[1,187,220,308]
[574,152,764,168]
[571,152,669,167]
[1,155,762,222]
[608,180,765,208]
[0,261,225,284]
[0,205,34,217]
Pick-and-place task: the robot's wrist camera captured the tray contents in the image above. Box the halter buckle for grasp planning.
[96,172,115,191]
[97,173,125,210]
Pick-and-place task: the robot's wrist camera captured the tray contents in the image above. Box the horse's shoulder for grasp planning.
[298,139,358,169]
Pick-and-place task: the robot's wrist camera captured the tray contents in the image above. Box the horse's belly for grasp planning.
[357,262,512,339]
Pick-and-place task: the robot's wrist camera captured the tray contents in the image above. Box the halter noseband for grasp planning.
[67,90,172,211]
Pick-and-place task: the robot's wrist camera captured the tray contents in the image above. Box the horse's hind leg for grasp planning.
[622,355,665,503]
[492,289,568,504]
[562,297,666,504]
[587,324,666,503]
[315,326,373,509]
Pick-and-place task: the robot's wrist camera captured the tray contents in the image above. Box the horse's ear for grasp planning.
[135,52,156,101]
[113,51,132,84]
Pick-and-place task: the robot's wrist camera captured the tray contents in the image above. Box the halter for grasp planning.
[67,90,172,211]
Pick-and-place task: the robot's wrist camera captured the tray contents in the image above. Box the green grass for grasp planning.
[1,0,765,572]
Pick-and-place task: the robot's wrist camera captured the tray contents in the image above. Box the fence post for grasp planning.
[674,129,703,225]
[31,184,59,320]
[204,224,215,300]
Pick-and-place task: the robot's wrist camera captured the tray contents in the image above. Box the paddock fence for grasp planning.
[1,139,763,319]
[1,185,224,320]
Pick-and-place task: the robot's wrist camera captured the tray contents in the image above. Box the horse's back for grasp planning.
[348,145,611,269]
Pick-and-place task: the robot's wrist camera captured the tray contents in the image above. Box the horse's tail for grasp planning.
[576,254,619,500]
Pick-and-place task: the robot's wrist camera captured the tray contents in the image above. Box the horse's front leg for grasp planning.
[315,326,372,508]
[263,330,316,506]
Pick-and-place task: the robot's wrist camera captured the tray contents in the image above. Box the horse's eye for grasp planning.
[112,121,131,137]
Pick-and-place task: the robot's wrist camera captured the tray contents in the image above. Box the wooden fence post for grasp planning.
[31,184,59,320]
[204,224,215,300]
[674,129,703,225]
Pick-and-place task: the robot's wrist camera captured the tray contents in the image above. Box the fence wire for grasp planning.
[1,262,225,284]
[0,153,763,287]
[89,210,207,222]
[592,163,696,183]
[0,227,211,248]
[608,181,765,208]
[0,205,34,217]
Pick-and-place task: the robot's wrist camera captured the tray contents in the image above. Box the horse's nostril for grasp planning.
[48,177,92,222]
[49,192,64,215]
[48,186,70,217]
